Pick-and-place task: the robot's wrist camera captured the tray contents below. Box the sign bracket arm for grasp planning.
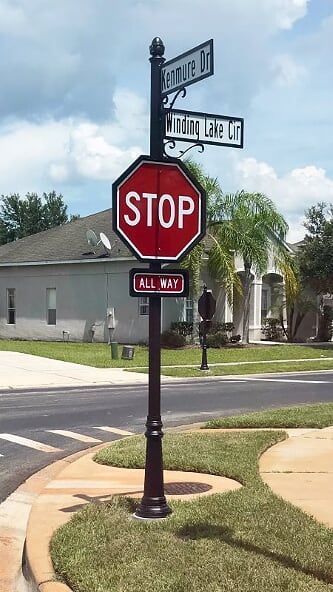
[163,139,205,159]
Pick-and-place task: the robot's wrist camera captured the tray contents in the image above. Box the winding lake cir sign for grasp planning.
[161,39,214,97]
[165,108,244,148]
[129,269,189,297]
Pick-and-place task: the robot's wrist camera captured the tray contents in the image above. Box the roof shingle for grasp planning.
[0,209,132,264]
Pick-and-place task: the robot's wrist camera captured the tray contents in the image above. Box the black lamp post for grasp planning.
[135,38,172,520]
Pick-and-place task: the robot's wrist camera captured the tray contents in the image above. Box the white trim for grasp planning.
[0,257,135,268]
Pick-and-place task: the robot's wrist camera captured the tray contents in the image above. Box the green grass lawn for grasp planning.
[204,402,333,429]
[51,431,333,592]
[1,339,333,369]
[153,358,333,377]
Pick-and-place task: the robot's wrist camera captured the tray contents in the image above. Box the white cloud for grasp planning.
[234,156,333,241]
[0,1,26,34]
[270,0,309,29]
[287,216,307,242]
[66,122,142,181]
[271,54,307,86]
[0,89,147,196]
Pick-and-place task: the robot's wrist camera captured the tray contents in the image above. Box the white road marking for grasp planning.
[245,378,332,384]
[0,433,60,452]
[94,426,134,436]
[47,429,102,443]
[217,380,248,383]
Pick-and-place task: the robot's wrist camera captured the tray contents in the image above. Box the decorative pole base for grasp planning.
[135,496,172,520]
[135,417,172,520]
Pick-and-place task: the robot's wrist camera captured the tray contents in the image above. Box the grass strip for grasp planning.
[0,339,333,368]
[51,432,333,591]
[204,402,333,429]
[127,358,333,376]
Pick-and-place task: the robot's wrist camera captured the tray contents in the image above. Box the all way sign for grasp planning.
[165,108,244,148]
[161,39,213,97]
[130,269,189,297]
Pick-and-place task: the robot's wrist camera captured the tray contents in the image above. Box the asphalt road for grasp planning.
[1,370,333,503]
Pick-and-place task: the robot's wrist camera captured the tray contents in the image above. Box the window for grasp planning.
[7,288,15,324]
[139,296,149,316]
[185,296,193,323]
[46,288,56,325]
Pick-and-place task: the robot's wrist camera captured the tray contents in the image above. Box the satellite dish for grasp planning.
[100,232,112,251]
[86,229,98,247]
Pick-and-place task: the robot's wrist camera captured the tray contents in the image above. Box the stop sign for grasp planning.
[112,155,206,261]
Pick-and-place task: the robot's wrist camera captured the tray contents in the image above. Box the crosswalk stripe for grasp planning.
[0,433,60,452]
[47,430,102,443]
[94,426,134,436]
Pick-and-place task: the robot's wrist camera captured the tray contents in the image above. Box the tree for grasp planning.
[182,160,240,300]
[275,254,315,342]
[0,191,78,244]
[298,203,333,294]
[210,190,290,343]
[298,202,333,340]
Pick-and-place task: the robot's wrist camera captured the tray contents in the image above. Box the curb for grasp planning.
[1,368,333,393]
[24,430,243,592]
[24,443,109,592]
[0,449,92,592]
[22,423,333,591]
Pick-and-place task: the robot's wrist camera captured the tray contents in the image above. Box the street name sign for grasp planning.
[112,155,206,262]
[161,39,214,97]
[129,269,189,297]
[165,108,244,148]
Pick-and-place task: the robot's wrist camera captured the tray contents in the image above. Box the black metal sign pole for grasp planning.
[135,37,171,519]
[200,286,209,371]
[200,319,209,370]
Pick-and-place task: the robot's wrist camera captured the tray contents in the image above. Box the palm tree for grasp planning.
[183,161,240,300]
[210,190,290,343]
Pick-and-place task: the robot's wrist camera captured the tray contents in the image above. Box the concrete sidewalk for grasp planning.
[1,350,333,392]
[24,443,241,592]
[260,426,333,526]
[0,351,151,389]
[2,426,333,592]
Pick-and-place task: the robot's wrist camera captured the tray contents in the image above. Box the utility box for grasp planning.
[107,307,116,329]
[121,345,135,360]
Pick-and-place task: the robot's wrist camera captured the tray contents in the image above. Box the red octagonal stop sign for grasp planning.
[112,155,206,261]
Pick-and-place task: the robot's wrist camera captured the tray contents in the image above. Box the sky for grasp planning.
[0,0,332,243]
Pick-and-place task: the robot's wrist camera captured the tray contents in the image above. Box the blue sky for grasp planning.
[0,0,332,242]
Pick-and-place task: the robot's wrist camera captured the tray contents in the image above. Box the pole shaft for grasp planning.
[135,38,171,519]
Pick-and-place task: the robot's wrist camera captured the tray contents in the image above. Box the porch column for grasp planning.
[224,293,233,324]
[250,277,263,340]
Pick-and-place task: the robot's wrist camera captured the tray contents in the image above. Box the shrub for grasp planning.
[262,318,284,341]
[206,331,229,348]
[206,321,235,335]
[223,322,235,334]
[161,330,186,348]
[170,321,193,337]
[207,321,223,334]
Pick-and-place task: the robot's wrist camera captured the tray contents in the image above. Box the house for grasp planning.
[0,209,317,343]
